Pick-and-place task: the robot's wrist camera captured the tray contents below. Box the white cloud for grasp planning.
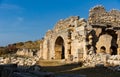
[0,3,24,10]
[17,17,24,22]
[11,16,24,27]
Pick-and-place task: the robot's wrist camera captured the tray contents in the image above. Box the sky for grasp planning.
[0,0,120,46]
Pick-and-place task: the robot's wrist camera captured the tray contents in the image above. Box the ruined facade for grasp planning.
[39,6,120,62]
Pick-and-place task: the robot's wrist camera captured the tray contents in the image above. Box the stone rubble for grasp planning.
[83,53,120,67]
[0,56,39,66]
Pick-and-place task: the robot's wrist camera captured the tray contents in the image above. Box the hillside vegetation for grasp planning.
[0,40,42,55]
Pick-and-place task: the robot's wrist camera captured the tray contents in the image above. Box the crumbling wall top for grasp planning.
[45,29,53,38]
[53,16,79,32]
[88,5,120,27]
[89,5,106,13]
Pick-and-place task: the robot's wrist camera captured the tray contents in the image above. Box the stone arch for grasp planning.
[54,36,65,59]
[100,46,106,53]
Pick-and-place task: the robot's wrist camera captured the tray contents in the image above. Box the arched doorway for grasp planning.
[55,36,65,59]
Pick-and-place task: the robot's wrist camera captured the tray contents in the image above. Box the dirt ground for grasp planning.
[38,60,120,77]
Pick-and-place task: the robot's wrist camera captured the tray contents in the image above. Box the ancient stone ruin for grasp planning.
[39,5,120,65]
[16,48,38,57]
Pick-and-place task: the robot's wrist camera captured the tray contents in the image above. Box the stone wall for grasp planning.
[39,5,120,63]
[16,48,38,57]
[96,34,112,54]
[40,16,87,62]
[88,5,120,26]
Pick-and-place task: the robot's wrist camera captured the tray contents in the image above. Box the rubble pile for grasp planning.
[83,53,120,67]
[83,53,108,67]
[107,55,120,65]
[0,56,39,66]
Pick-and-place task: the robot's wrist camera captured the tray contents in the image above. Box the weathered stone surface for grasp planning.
[0,56,39,66]
[39,5,120,64]
[88,5,120,26]
[96,34,112,54]
[16,48,38,57]
[39,16,87,62]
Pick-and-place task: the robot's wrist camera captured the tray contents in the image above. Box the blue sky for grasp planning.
[0,0,120,46]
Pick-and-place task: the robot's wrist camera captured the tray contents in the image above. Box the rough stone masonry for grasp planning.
[39,5,120,63]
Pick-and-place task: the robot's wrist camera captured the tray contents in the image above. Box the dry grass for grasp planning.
[38,60,120,77]
[38,60,66,66]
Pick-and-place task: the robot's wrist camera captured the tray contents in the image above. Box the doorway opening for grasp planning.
[55,36,65,59]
